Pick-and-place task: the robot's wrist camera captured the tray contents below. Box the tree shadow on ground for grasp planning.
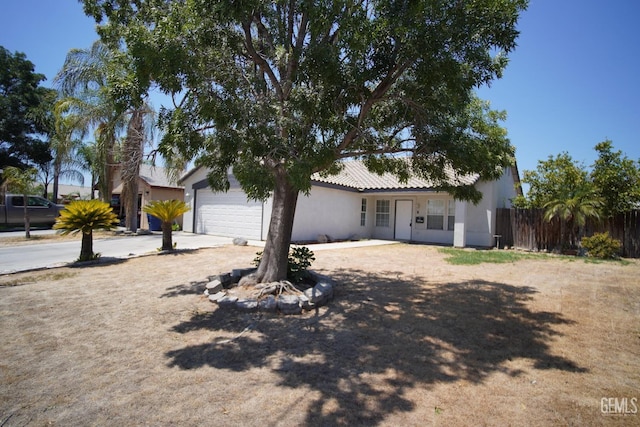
[165,269,587,425]
[160,280,207,298]
[69,257,128,268]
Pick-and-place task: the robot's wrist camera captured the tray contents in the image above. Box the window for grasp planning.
[447,199,456,231]
[375,200,390,227]
[12,196,51,207]
[360,198,367,227]
[427,199,444,230]
[28,197,51,207]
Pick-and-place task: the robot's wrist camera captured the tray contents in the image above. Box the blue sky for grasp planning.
[1,0,639,187]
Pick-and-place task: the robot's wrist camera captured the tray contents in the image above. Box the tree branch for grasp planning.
[242,19,284,101]
[336,59,412,154]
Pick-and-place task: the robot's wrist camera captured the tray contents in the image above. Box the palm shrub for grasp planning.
[543,187,602,249]
[142,199,190,251]
[53,199,119,261]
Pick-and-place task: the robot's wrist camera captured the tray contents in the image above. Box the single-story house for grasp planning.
[179,160,522,248]
[112,164,185,229]
[46,184,97,203]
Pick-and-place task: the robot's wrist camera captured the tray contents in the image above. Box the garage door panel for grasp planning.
[195,189,263,239]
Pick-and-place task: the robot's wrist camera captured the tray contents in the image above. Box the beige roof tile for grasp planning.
[311,160,478,190]
[139,164,183,189]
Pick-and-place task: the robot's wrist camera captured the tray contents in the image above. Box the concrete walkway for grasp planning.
[168,232,399,251]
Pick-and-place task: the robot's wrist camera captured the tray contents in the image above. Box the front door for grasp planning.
[394,200,413,240]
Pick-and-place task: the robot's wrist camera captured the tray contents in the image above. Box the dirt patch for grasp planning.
[0,244,638,426]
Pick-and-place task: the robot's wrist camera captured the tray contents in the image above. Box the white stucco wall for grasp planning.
[180,168,209,233]
[495,166,519,209]
[292,186,369,242]
[464,180,495,247]
[180,166,517,247]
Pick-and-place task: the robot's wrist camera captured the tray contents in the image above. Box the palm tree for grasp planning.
[1,166,40,238]
[55,41,155,232]
[142,200,190,251]
[50,100,87,201]
[53,199,119,261]
[543,187,603,250]
[54,41,124,205]
[120,105,155,232]
[77,141,99,199]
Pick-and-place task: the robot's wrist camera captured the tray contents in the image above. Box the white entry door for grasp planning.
[394,200,413,241]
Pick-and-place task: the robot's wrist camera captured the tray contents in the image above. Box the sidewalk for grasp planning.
[172,231,399,251]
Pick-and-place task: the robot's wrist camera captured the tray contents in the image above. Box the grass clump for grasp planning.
[439,248,539,265]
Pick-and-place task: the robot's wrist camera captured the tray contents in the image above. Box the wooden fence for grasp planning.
[495,208,640,258]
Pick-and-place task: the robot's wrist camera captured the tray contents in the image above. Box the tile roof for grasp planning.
[139,164,184,189]
[311,160,479,191]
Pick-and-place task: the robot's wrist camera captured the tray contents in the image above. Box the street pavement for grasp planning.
[0,229,397,274]
[0,231,254,274]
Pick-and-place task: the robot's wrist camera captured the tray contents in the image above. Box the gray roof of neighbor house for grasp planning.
[311,160,479,191]
[139,164,183,189]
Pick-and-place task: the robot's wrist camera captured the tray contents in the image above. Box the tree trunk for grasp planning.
[23,198,30,239]
[122,109,144,233]
[161,221,173,251]
[80,230,93,261]
[52,170,60,204]
[254,172,299,283]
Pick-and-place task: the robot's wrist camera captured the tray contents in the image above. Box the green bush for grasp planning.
[581,232,622,259]
[253,246,316,283]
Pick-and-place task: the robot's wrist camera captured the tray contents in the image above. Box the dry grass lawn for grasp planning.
[0,243,638,426]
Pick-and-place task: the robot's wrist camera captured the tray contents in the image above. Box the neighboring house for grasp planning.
[112,164,185,229]
[46,184,97,203]
[179,160,522,248]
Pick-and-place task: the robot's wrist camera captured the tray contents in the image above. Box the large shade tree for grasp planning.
[512,152,590,209]
[0,46,54,172]
[591,140,640,217]
[1,166,40,238]
[83,0,528,282]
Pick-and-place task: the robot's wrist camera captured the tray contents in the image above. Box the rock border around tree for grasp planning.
[203,268,335,315]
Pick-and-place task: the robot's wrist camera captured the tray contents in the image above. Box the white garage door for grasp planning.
[195,189,263,239]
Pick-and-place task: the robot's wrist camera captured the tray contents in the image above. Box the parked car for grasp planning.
[0,194,64,227]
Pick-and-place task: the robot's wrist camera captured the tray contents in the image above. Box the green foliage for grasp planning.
[142,199,190,224]
[439,247,539,265]
[53,199,119,235]
[0,46,54,170]
[520,153,590,209]
[1,166,39,195]
[543,184,602,249]
[581,232,622,259]
[591,140,640,216]
[543,187,602,228]
[82,0,527,280]
[81,0,525,201]
[142,199,190,251]
[253,246,316,283]
[54,199,119,262]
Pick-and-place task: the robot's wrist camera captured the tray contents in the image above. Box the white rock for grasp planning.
[236,298,258,312]
[206,279,223,292]
[208,291,227,303]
